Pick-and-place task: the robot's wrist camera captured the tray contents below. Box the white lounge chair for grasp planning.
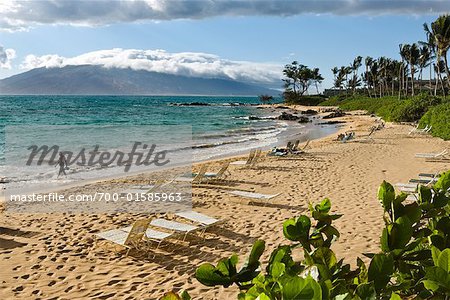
[175,211,223,234]
[120,179,166,197]
[150,218,199,241]
[415,149,448,159]
[229,190,281,205]
[175,165,208,184]
[409,124,431,135]
[204,162,230,182]
[95,219,150,255]
[231,150,256,166]
[122,226,172,250]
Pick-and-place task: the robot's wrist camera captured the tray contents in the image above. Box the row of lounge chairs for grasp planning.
[97,151,283,254]
[409,124,432,135]
[96,210,224,255]
[268,140,310,156]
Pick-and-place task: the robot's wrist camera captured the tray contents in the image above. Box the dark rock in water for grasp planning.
[249,116,262,120]
[322,110,345,119]
[170,102,211,106]
[275,106,290,109]
[301,109,318,115]
[277,112,300,121]
[318,120,346,125]
[297,116,310,123]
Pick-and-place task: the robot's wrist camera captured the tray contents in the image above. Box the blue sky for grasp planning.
[0,1,447,90]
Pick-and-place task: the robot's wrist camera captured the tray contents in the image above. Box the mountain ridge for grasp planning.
[0,65,278,96]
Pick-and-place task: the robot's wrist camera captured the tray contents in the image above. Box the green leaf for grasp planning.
[389,292,402,300]
[391,216,413,249]
[270,262,285,279]
[400,203,421,224]
[423,266,450,291]
[195,263,233,287]
[368,253,394,292]
[378,181,395,210]
[280,275,322,300]
[434,170,450,191]
[356,258,368,284]
[315,198,331,214]
[437,249,450,272]
[312,247,337,269]
[180,291,191,300]
[255,293,271,300]
[283,215,311,242]
[355,282,376,300]
[418,185,432,204]
[431,246,442,266]
[248,240,265,267]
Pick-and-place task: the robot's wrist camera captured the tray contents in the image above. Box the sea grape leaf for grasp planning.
[236,240,265,283]
[180,291,191,300]
[423,266,450,291]
[315,198,331,214]
[255,293,271,300]
[357,258,368,284]
[431,246,442,267]
[270,262,285,279]
[355,282,376,300]
[418,185,432,204]
[283,215,311,242]
[400,203,421,224]
[195,263,233,287]
[437,249,450,272]
[248,240,265,268]
[280,275,322,300]
[392,216,413,249]
[368,253,394,292]
[434,170,450,191]
[312,247,337,269]
[436,217,450,235]
[378,181,395,210]
[389,293,402,300]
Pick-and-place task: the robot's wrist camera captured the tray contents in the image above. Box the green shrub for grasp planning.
[319,94,444,123]
[193,172,450,299]
[284,93,327,106]
[419,102,450,140]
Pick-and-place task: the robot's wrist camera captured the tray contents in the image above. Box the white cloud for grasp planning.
[0,45,16,69]
[20,48,282,83]
[1,0,449,31]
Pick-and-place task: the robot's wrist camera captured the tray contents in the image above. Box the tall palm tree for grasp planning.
[399,44,410,95]
[424,14,450,89]
[364,56,373,97]
[418,45,432,92]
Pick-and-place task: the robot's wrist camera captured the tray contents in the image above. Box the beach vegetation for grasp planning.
[419,102,450,140]
[193,171,450,299]
[259,94,274,104]
[282,61,324,105]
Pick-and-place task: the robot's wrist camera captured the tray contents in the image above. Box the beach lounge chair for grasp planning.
[175,165,208,184]
[95,219,150,256]
[175,211,223,234]
[150,218,199,241]
[409,124,431,135]
[291,140,310,154]
[249,149,262,167]
[231,149,256,166]
[204,162,230,182]
[122,225,172,250]
[120,179,166,197]
[229,190,281,205]
[415,149,448,159]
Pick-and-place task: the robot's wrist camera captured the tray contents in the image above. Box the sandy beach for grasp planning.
[1,109,449,299]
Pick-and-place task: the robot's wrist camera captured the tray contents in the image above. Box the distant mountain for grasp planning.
[0,65,278,96]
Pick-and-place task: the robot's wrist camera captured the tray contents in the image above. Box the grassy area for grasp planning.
[320,93,449,140]
[419,102,450,140]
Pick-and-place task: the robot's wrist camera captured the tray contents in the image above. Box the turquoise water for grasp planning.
[0,95,340,191]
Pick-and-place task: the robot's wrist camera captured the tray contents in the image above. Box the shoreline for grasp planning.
[0,105,342,202]
[1,106,449,299]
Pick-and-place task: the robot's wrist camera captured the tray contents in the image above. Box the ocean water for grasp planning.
[0,95,339,192]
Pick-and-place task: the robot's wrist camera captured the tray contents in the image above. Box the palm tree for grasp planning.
[364,56,374,97]
[418,45,432,92]
[424,14,450,89]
